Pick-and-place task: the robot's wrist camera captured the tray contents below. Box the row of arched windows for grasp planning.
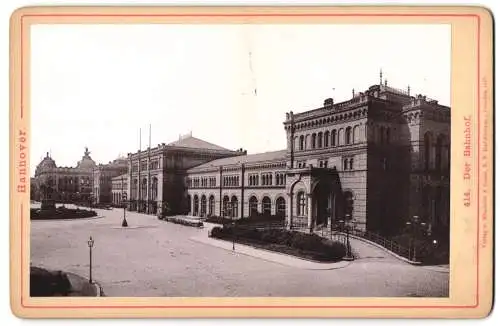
[296,125,363,151]
[130,177,158,200]
[223,175,239,187]
[188,194,286,218]
[112,192,125,205]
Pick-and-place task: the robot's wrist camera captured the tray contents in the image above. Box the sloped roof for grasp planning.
[112,173,128,181]
[189,149,287,172]
[167,136,230,151]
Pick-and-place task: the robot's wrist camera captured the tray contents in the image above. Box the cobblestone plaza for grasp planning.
[30,206,449,297]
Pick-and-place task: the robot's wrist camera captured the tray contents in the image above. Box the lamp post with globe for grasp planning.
[121,192,128,227]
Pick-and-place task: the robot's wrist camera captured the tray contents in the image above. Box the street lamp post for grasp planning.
[121,177,128,227]
[345,214,353,260]
[339,215,354,260]
[122,192,128,227]
[327,208,333,240]
[229,203,236,251]
[87,236,94,283]
[406,215,426,262]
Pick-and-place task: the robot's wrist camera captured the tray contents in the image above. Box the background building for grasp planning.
[92,157,128,205]
[111,173,128,207]
[32,148,96,204]
[126,134,244,215]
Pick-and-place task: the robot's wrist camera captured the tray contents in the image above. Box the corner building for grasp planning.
[184,82,450,238]
[32,148,96,203]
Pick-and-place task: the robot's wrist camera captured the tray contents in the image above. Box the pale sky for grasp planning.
[30,24,450,176]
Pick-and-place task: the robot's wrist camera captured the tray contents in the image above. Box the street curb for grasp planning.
[65,271,104,297]
[419,266,451,274]
[190,236,351,270]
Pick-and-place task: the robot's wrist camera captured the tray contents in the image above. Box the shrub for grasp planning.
[391,232,449,265]
[164,216,203,228]
[205,216,233,225]
[210,226,226,238]
[210,225,346,261]
[31,207,97,220]
[30,267,72,296]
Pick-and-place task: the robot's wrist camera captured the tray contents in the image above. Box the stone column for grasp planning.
[307,193,313,232]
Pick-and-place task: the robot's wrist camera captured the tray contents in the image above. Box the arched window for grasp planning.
[353,125,359,143]
[249,196,258,217]
[201,195,207,216]
[331,130,337,146]
[276,197,286,217]
[230,195,238,218]
[193,195,199,216]
[349,158,354,170]
[311,133,317,149]
[436,134,445,171]
[208,195,215,216]
[345,127,352,144]
[305,135,310,150]
[262,196,271,216]
[152,177,158,200]
[338,129,344,145]
[297,192,306,216]
[424,132,432,170]
[222,195,230,217]
[343,159,348,170]
[324,131,330,147]
[141,178,147,200]
[132,179,138,199]
[318,132,323,148]
[299,135,305,150]
[344,191,354,219]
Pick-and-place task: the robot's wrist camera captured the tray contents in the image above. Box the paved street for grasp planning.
[30,207,449,297]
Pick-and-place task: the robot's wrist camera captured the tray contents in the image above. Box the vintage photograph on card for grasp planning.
[10,6,493,318]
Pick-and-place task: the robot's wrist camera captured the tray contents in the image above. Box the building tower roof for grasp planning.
[76,147,96,170]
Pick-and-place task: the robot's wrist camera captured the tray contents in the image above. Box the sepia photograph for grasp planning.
[9,4,494,319]
[28,22,451,298]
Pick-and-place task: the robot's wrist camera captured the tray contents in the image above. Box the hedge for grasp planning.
[210,225,346,261]
[164,216,203,228]
[205,213,284,226]
[31,207,97,220]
